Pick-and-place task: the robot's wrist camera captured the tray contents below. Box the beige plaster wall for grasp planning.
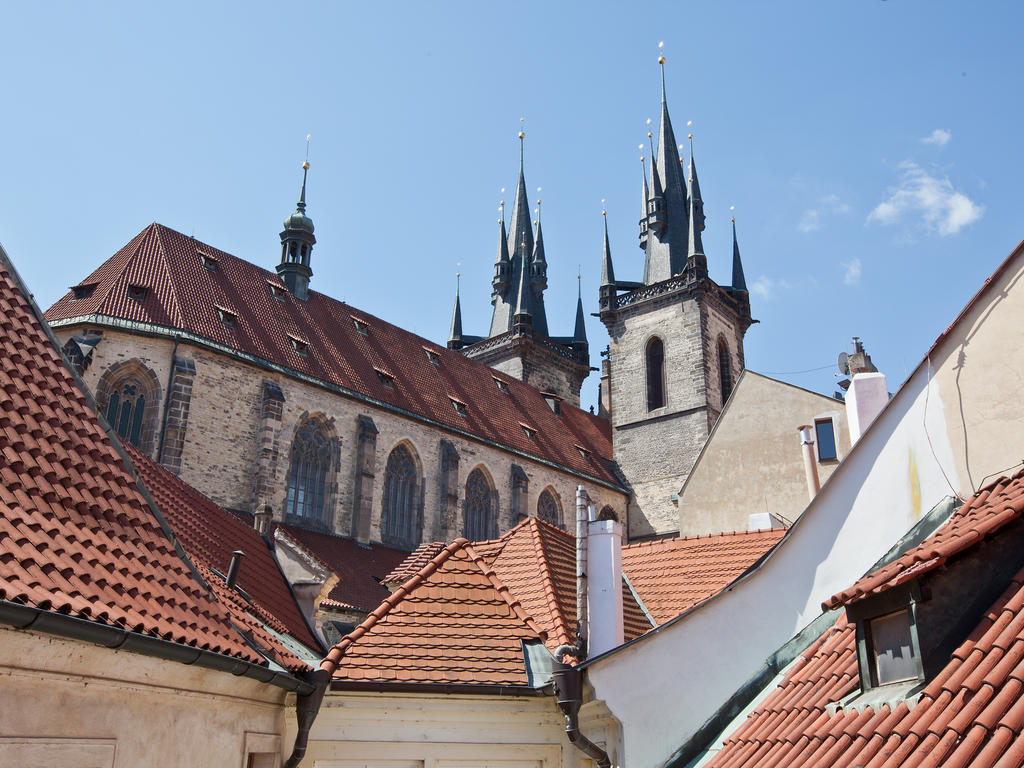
[0,626,288,768]
[676,372,850,536]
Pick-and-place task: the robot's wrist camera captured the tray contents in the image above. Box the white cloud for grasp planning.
[798,194,851,234]
[921,129,952,147]
[867,161,983,236]
[842,257,862,286]
[751,276,790,300]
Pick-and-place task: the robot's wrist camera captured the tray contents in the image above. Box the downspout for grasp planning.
[283,668,331,768]
[551,485,612,768]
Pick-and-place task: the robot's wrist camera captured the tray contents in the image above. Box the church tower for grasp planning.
[598,52,754,538]
[449,130,591,406]
[277,159,315,300]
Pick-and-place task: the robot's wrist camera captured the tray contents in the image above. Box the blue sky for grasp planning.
[1,2,1021,411]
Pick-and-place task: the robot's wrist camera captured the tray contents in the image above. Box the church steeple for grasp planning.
[448,273,463,347]
[731,218,748,293]
[277,159,316,301]
[491,205,510,300]
[642,49,690,285]
[573,275,588,345]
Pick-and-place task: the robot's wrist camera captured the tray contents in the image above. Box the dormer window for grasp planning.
[267,281,286,301]
[541,392,562,416]
[866,609,919,686]
[127,284,147,302]
[72,283,98,301]
[450,398,467,417]
[376,370,395,389]
[199,252,219,272]
[289,336,308,357]
[845,582,924,701]
[494,377,509,394]
[521,424,537,440]
[216,307,237,329]
[352,317,369,336]
[424,348,440,365]
[577,446,591,461]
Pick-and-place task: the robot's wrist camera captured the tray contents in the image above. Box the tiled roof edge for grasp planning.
[49,313,625,493]
[525,520,572,645]
[623,527,787,552]
[319,538,469,675]
[463,543,550,643]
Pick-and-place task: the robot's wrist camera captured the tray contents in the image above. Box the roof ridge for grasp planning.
[463,542,549,643]
[623,528,786,551]
[151,224,186,329]
[319,538,468,674]
[526,518,572,645]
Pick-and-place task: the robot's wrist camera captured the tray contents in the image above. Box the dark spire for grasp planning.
[639,155,650,251]
[601,211,616,287]
[531,218,547,288]
[448,273,463,346]
[688,134,705,234]
[685,180,708,280]
[277,159,316,301]
[573,275,588,344]
[731,218,747,293]
[513,248,532,326]
[491,211,511,299]
[642,52,689,284]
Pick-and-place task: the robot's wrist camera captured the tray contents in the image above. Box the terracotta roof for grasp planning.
[45,223,619,487]
[621,528,787,625]
[320,518,654,686]
[381,541,446,589]
[0,250,264,665]
[276,523,410,613]
[122,442,320,651]
[825,470,1024,611]
[705,567,1024,768]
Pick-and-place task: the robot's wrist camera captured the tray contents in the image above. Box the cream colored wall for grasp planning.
[677,372,851,536]
[0,625,289,768]
[295,690,622,768]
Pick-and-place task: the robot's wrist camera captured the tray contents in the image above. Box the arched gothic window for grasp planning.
[286,418,333,525]
[598,506,618,522]
[646,337,665,411]
[537,489,561,527]
[105,377,147,447]
[464,468,497,541]
[718,337,733,405]
[381,444,421,549]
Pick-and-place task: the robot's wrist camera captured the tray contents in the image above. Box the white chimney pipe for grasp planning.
[846,371,888,444]
[586,516,624,657]
[798,425,821,501]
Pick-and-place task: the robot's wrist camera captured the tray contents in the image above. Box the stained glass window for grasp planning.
[286,419,332,524]
[537,489,560,527]
[464,468,496,541]
[105,378,147,447]
[381,444,420,549]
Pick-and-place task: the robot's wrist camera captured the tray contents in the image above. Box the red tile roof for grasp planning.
[122,442,320,651]
[320,518,654,687]
[381,541,446,589]
[621,529,787,625]
[276,523,410,613]
[705,568,1024,768]
[825,471,1024,611]
[0,251,265,665]
[45,224,619,487]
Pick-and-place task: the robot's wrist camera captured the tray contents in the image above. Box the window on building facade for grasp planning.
[381,444,421,549]
[816,418,838,462]
[464,468,496,541]
[105,377,147,447]
[646,337,665,411]
[285,419,332,525]
[537,489,560,527]
[718,338,733,405]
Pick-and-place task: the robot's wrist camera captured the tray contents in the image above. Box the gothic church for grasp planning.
[45,57,751,544]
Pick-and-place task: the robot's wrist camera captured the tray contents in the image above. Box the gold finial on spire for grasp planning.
[303,134,311,170]
[688,133,693,140]
[658,41,665,65]
[518,116,525,140]
[601,198,606,216]
[730,205,736,223]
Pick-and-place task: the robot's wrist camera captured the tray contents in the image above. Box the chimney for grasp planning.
[253,502,272,536]
[846,372,888,443]
[586,512,624,658]
[798,425,821,501]
[225,550,245,589]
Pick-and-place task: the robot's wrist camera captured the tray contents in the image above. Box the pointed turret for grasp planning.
[685,189,707,279]
[448,275,463,347]
[277,160,316,300]
[642,53,690,284]
[731,218,747,293]
[573,277,588,345]
[491,213,511,300]
[512,249,532,330]
[688,134,705,234]
[531,219,547,291]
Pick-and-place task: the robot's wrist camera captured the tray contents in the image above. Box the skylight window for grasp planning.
[199,252,219,272]
[450,398,467,417]
[267,281,286,301]
[71,283,98,301]
[352,317,369,336]
[216,307,237,329]
[289,336,308,356]
[376,370,395,389]
[424,348,440,365]
[577,446,591,461]
[494,377,510,394]
[521,424,537,440]
[816,418,838,462]
[127,284,148,302]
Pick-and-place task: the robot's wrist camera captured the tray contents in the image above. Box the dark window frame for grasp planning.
[815,418,839,462]
[646,337,666,411]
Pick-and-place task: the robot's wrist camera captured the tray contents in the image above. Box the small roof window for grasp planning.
[127,284,148,302]
[521,423,537,440]
[288,335,309,357]
[494,377,510,394]
[199,252,219,272]
[267,281,286,301]
[352,317,370,335]
[450,398,467,417]
[216,307,237,329]
[72,283,98,301]
[576,445,591,461]
[541,392,563,416]
[424,348,440,365]
[376,370,395,389]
